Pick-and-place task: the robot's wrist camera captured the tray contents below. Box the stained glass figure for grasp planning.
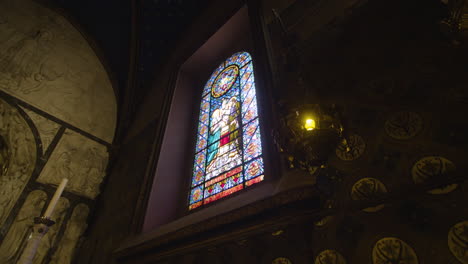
[189,52,264,210]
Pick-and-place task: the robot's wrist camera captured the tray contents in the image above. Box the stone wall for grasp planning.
[0,0,116,263]
[75,121,158,264]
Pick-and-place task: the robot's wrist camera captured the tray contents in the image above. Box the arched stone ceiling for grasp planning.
[0,0,117,142]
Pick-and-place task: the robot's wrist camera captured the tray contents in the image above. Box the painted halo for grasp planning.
[211,65,239,98]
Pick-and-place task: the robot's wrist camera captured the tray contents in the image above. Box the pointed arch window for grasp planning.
[189,51,264,210]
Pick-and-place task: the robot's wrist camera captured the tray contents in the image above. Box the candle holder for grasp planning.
[17,216,55,264]
[33,216,56,230]
[278,103,348,173]
[17,178,67,264]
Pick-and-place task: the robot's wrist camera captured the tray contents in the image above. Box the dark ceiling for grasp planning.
[135,0,211,104]
[42,0,211,109]
[44,0,132,96]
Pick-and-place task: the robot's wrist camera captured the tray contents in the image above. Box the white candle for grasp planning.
[44,178,68,218]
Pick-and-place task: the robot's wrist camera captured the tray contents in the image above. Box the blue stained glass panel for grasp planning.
[203,75,216,96]
[192,166,205,187]
[241,76,254,96]
[240,72,252,88]
[225,52,251,66]
[240,60,252,73]
[189,185,204,204]
[195,120,208,150]
[226,54,240,66]
[190,52,264,210]
[245,157,264,180]
[200,112,209,124]
[240,63,253,84]
[194,152,206,168]
[203,63,226,96]
[198,125,208,137]
[242,100,258,124]
[241,88,258,124]
[200,96,210,113]
[195,137,207,153]
[203,173,243,199]
[235,52,251,67]
[243,118,262,162]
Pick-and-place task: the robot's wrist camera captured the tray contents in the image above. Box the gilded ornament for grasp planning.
[314,215,334,227]
[384,111,423,140]
[448,221,468,264]
[335,134,365,161]
[411,156,457,194]
[372,237,418,264]
[351,178,387,212]
[315,249,346,264]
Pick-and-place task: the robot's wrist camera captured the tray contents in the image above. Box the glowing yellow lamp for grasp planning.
[304,119,316,131]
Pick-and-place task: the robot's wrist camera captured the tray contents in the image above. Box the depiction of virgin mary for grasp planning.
[206,96,241,178]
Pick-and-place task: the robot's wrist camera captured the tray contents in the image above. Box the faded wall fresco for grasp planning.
[0,0,116,143]
[0,98,36,227]
[37,129,108,199]
[50,204,89,264]
[0,0,114,262]
[21,107,60,154]
[0,190,47,263]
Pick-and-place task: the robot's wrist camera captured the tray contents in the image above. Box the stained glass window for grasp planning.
[189,51,264,210]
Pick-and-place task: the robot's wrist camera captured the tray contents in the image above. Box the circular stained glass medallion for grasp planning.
[212,65,239,98]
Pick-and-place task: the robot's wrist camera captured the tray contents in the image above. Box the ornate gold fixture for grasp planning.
[271,9,349,174]
[440,0,468,41]
[278,103,348,174]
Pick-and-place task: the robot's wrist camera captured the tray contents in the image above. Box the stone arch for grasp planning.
[0,0,117,143]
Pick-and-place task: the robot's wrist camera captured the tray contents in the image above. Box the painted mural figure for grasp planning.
[0,1,117,143]
[0,190,47,264]
[206,97,241,178]
[51,151,75,184]
[0,100,36,226]
[0,103,10,175]
[0,15,16,49]
[0,101,11,135]
[50,204,89,264]
[9,117,33,168]
[0,134,8,176]
[0,167,27,223]
[80,147,105,197]
[0,30,51,87]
